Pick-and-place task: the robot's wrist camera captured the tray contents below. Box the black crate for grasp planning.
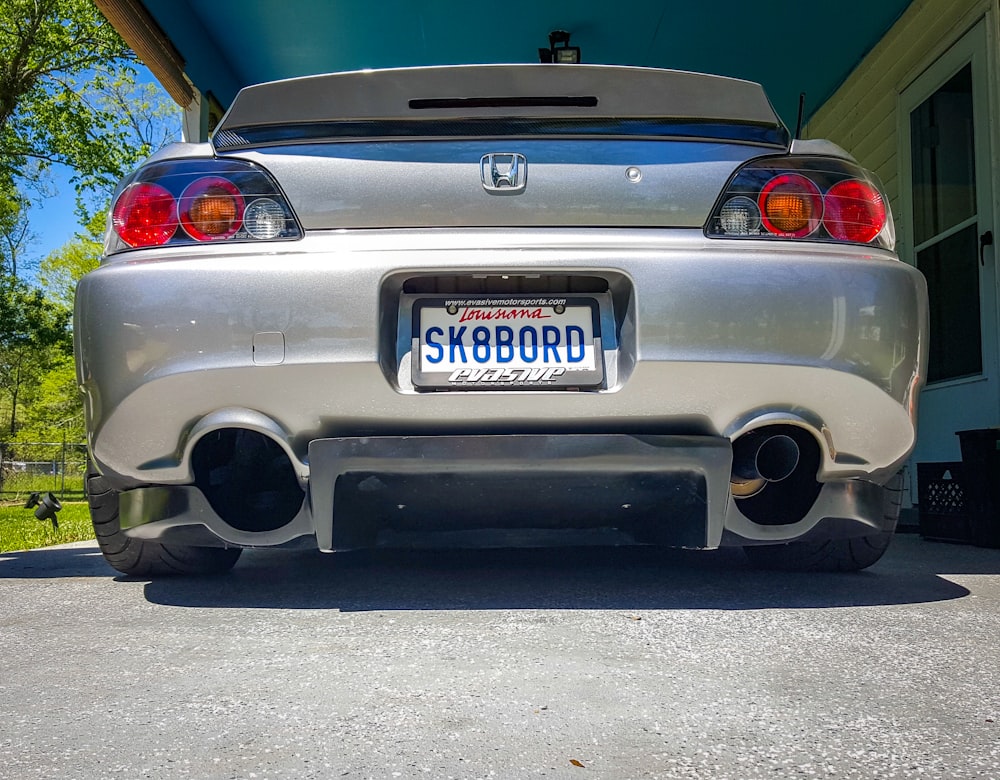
[957,429,1000,511]
[917,462,972,543]
[957,427,1000,465]
[956,428,1000,548]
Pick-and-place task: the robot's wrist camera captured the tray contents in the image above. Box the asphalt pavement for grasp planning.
[1,533,998,779]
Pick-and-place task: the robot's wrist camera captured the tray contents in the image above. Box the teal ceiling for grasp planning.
[142,0,914,127]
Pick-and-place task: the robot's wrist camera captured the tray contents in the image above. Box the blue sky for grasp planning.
[27,165,80,265]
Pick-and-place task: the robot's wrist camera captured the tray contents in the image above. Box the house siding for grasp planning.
[805,0,997,226]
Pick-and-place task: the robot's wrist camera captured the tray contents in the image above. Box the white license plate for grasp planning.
[412,296,604,389]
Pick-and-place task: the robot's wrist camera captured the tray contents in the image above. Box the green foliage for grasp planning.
[12,353,83,442]
[0,185,32,277]
[0,275,70,352]
[0,275,72,436]
[39,233,101,310]
[0,501,93,552]
[0,246,84,442]
[17,228,104,443]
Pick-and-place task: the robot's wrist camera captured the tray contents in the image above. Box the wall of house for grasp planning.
[805,0,998,247]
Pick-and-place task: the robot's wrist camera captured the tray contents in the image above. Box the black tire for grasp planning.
[86,463,242,577]
[743,475,902,572]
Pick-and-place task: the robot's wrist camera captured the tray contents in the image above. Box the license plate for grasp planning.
[411,296,605,389]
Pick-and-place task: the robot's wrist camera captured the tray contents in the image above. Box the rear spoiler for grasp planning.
[213,64,789,149]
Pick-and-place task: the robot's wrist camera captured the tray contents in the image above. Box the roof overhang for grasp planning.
[96,0,914,127]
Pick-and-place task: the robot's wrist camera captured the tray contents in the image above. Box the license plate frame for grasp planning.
[411,295,605,390]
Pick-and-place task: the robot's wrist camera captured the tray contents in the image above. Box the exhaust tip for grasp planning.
[732,431,801,488]
[730,425,823,525]
[754,434,800,482]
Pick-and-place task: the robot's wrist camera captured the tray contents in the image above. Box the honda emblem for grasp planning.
[480,153,527,194]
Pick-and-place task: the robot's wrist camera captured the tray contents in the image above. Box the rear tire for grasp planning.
[87,463,241,577]
[743,475,902,572]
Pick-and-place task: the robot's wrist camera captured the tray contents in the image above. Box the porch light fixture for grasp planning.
[538,30,580,63]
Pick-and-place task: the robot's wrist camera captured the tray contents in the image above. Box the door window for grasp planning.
[910,63,982,382]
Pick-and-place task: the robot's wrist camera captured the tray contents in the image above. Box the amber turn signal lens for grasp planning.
[758,174,822,238]
[179,177,245,240]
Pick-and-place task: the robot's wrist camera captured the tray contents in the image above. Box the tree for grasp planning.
[12,352,83,443]
[0,189,33,278]
[0,276,71,437]
[1,1,134,193]
[38,232,101,310]
[0,232,98,447]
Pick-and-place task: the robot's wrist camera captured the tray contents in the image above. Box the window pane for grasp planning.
[909,64,976,246]
[917,223,981,382]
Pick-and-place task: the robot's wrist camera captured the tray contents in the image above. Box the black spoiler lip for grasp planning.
[213,118,790,151]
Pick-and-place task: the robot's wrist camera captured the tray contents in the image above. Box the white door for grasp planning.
[900,19,998,465]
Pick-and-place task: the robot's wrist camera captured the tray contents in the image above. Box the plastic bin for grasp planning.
[955,428,1000,548]
[918,462,972,543]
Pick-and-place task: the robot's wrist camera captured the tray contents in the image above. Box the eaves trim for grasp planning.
[94,0,195,107]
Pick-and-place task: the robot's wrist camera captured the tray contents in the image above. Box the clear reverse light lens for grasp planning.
[719,196,762,235]
[244,198,287,240]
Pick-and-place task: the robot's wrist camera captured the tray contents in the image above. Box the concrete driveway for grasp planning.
[1,533,998,779]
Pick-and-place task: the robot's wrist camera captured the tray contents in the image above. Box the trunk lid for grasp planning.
[212,65,789,229]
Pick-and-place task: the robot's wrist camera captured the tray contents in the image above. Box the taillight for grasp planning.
[108,159,301,253]
[758,174,822,238]
[179,177,245,240]
[707,156,893,249]
[112,182,178,247]
[823,179,886,244]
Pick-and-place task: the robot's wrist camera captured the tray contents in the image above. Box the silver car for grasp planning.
[74,64,928,576]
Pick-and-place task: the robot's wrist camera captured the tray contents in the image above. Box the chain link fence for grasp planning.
[0,442,88,501]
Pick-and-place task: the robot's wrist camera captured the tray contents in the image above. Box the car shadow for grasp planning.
[139,533,999,611]
[3,534,997,611]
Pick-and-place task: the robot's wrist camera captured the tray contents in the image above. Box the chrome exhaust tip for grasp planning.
[731,431,802,497]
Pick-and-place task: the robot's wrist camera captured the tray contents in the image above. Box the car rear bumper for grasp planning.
[119,433,893,551]
[75,228,926,547]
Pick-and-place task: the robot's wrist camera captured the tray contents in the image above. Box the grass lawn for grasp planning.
[0,502,95,553]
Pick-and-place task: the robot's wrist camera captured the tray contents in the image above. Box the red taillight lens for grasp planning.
[758,174,823,238]
[823,179,887,244]
[112,182,178,247]
[179,177,245,240]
